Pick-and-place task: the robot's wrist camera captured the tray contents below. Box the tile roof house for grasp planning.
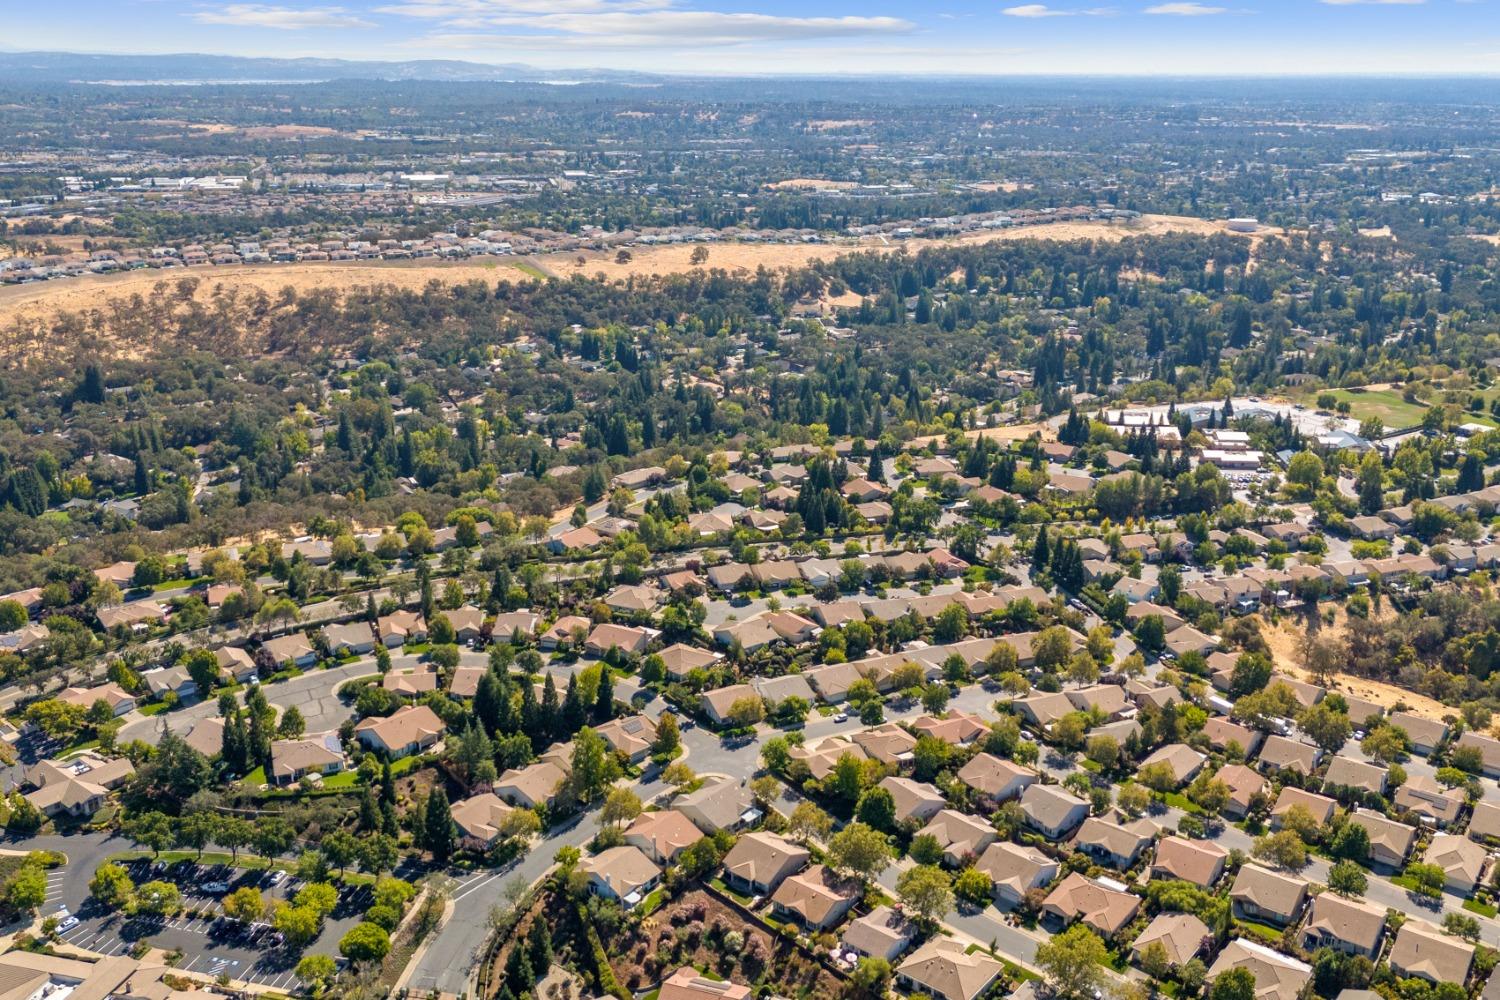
[624,809,703,865]
[1207,940,1312,1000]
[1230,864,1308,925]
[1257,735,1322,775]
[770,864,860,930]
[1132,912,1212,967]
[594,714,659,764]
[1469,800,1500,843]
[261,632,317,668]
[976,842,1059,908]
[1150,836,1228,887]
[897,937,1004,1000]
[55,683,136,716]
[1388,712,1450,756]
[494,756,570,810]
[1216,763,1267,819]
[383,665,439,697]
[1013,692,1075,731]
[657,642,722,679]
[787,736,867,780]
[917,809,999,866]
[676,778,758,834]
[912,710,989,747]
[376,610,426,648]
[1271,787,1337,830]
[878,776,947,825]
[23,753,135,818]
[450,792,515,847]
[1395,774,1466,827]
[1020,784,1090,839]
[1065,684,1131,719]
[1349,808,1417,868]
[586,622,657,657]
[852,722,918,764]
[539,615,591,650]
[1073,816,1154,870]
[1042,872,1141,938]
[353,704,445,758]
[581,845,662,907]
[324,621,376,656]
[1322,755,1388,797]
[1300,892,1387,958]
[1139,743,1207,786]
[269,733,344,786]
[842,905,916,962]
[658,967,751,1000]
[1388,919,1475,985]
[720,831,809,895]
[956,753,1037,804]
[1425,833,1490,896]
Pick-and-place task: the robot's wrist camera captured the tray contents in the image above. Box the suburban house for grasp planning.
[494,754,570,810]
[916,809,998,867]
[720,831,809,896]
[1425,834,1490,896]
[1388,919,1474,985]
[581,845,662,907]
[56,683,136,717]
[676,778,758,834]
[1020,784,1090,839]
[377,610,426,647]
[23,753,135,819]
[976,842,1058,908]
[353,704,445,758]
[1132,912,1212,967]
[1042,872,1141,939]
[770,864,860,930]
[878,776,947,825]
[1150,836,1228,888]
[624,810,703,865]
[595,715,658,763]
[1388,712,1449,756]
[450,792,515,848]
[1349,808,1418,869]
[1271,787,1337,829]
[1230,864,1308,925]
[268,733,345,786]
[214,646,259,683]
[1300,893,1387,958]
[1073,816,1154,870]
[841,905,915,962]
[1207,940,1312,1000]
[896,937,1003,1000]
[261,632,317,669]
[956,753,1036,804]
[1394,775,1466,827]
[585,622,657,657]
[658,968,751,1000]
[324,622,376,656]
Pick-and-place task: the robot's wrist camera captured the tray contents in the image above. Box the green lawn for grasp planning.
[138,702,170,717]
[1464,899,1499,918]
[512,260,549,281]
[1318,388,1431,428]
[1236,919,1284,943]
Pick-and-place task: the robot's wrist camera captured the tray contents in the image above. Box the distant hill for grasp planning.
[0,50,656,84]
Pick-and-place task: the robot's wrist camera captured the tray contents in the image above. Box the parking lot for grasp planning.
[47,858,371,990]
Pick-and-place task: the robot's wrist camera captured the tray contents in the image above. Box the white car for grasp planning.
[59,916,79,932]
[833,712,848,723]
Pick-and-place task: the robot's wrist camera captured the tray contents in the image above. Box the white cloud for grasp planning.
[1144,2,1226,13]
[1320,0,1423,5]
[193,4,377,29]
[1003,4,1072,15]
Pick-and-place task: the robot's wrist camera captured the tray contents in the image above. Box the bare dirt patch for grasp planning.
[766,178,858,191]
[805,119,872,131]
[1259,609,1454,723]
[1469,234,1500,246]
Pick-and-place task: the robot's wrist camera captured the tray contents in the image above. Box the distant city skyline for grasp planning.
[3,0,1497,76]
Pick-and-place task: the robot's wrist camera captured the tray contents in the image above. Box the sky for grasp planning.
[2,0,1498,76]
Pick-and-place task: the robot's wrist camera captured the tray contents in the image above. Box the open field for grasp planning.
[1471,234,1500,246]
[0,213,1239,334]
[1315,387,1431,428]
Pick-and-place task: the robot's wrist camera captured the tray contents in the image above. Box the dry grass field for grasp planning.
[0,213,1245,338]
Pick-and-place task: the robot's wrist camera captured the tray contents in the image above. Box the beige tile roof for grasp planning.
[1302,892,1386,954]
[1208,939,1312,1000]
[658,967,751,1000]
[720,831,809,889]
[1042,872,1141,936]
[624,809,702,863]
[450,792,514,844]
[1389,919,1475,983]
[975,841,1057,900]
[1230,864,1308,920]
[770,864,859,927]
[916,809,998,862]
[897,937,1003,1000]
[957,752,1036,799]
[1151,835,1228,886]
[1133,912,1211,965]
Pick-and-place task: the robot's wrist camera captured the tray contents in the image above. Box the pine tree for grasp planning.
[358,790,380,831]
[424,787,455,862]
[527,917,552,972]
[593,669,614,723]
[1032,524,1050,569]
[380,761,396,806]
[561,675,587,735]
[540,674,560,742]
